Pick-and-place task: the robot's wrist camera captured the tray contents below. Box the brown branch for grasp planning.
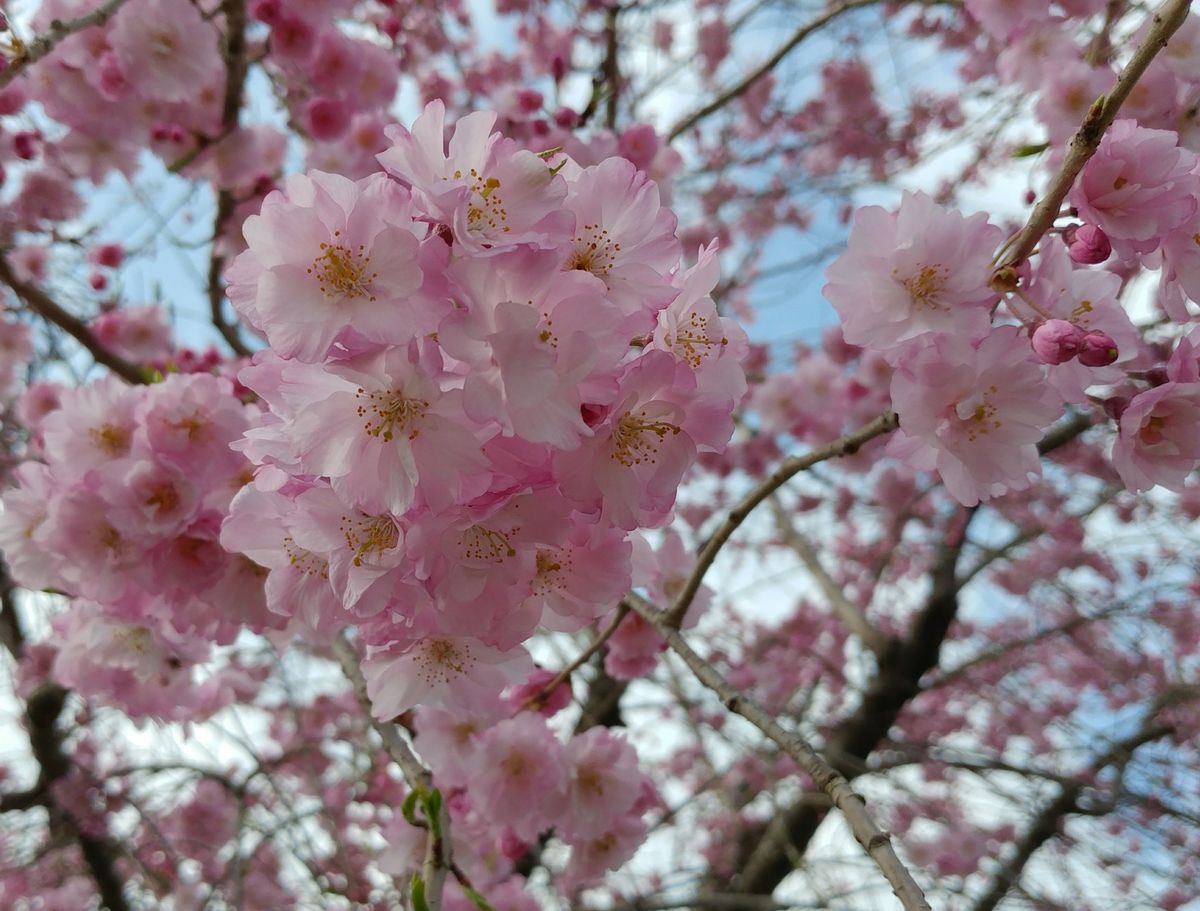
[992,0,1191,277]
[768,494,888,655]
[0,0,131,89]
[625,592,934,911]
[332,632,450,911]
[730,505,977,896]
[522,603,629,711]
[667,0,880,141]
[0,257,150,384]
[663,410,898,629]
[206,0,252,358]
[969,711,1182,911]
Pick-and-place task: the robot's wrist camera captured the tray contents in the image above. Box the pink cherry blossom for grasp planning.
[823,191,1002,353]
[1070,119,1199,254]
[887,327,1062,506]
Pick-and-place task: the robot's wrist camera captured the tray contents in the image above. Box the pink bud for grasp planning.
[1030,319,1084,364]
[554,107,579,129]
[304,96,351,140]
[1023,189,1036,205]
[550,53,567,83]
[619,123,661,172]
[12,131,38,161]
[1078,330,1119,366]
[88,272,108,291]
[515,88,543,113]
[89,244,124,268]
[250,0,280,22]
[1065,223,1111,264]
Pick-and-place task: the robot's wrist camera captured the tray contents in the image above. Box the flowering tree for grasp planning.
[1,0,1199,909]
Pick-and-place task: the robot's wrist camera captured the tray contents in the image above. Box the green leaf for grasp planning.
[1013,142,1049,159]
[421,788,444,840]
[462,885,497,911]
[401,790,422,828]
[411,874,430,911]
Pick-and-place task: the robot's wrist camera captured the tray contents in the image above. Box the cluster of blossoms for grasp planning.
[216,101,745,883]
[821,113,1200,504]
[0,372,273,718]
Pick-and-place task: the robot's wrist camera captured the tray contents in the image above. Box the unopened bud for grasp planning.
[1031,319,1084,365]
[1065,223,1111,265]
[1078,330,1119,366]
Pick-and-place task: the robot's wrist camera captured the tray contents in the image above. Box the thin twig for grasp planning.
[667,0,879,141]
[331,632,450,911]
[206,0,252,358]
[767,494,888,655]
[626,593,933,911]
[992,0,1191,278]
[521,603,629,711]
[0,257,150,384]
[663,411,898,628]
[0,0,131,89]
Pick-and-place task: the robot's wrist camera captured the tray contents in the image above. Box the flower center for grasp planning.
[899,264,949,311]
[355,388,429,442]
[566,223,621,277]
[459,525,517,563]
[340,513,400,567]
[308,231,378,300]
[145,483,180,515]
[455,169,509,235]
[90,423,132,456]
[954,384,1001,442]
[415,638,473,685]
[611,409,681,467]
[284,536,329,578]
[665,311,729,367]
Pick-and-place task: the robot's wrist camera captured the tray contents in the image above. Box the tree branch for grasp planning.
[332,632,450,911]
[668,0,879,141]
[992,0,1191,276]
[0,257,150,384]
[626,592,933,911]
[0,0,131,89]
[664,411,898,629]
[206,0,252,358]
[768,494,888,655]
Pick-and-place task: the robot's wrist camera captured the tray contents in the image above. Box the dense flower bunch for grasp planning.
[221,101,745,697]
[0,371,272,718]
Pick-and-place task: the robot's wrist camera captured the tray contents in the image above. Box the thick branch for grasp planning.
[0,0,130,89]
[668,0,879,140]
[664,411,898,628]
[970,714,1180,911]
[992,0,1191,275]
[626,593,933,911]
[0,257,150,384]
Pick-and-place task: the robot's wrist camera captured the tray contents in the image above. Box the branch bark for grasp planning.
[664,411,898,629]
[992,0,1191,277]
[626,593,934,911]
[332,632,450,911]
[0,0,131,89]
[0,257,150,384]
[668,0,879,140]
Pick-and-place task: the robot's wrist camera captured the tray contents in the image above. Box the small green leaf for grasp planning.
[401,790,422,827]
[1013,142,1049,159]
[411,874,430,911]
[462,885,497,911]
[421,788,444,840]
